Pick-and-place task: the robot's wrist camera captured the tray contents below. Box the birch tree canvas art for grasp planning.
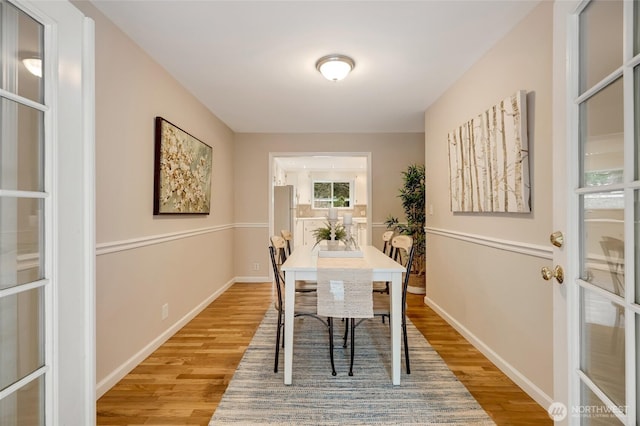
[448,90,530,213]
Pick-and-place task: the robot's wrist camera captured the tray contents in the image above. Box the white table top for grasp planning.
[282,244,404,273]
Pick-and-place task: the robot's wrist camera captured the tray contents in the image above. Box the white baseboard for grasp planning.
[96,278,236,398]
[235,276,270,283]
[425,296,553,410]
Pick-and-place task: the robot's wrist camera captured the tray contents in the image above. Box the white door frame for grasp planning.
[268,151,373,250]
[551,2,576,422]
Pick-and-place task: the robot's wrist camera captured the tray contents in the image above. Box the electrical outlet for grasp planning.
[252,262,260,271]
[161,303,169,320]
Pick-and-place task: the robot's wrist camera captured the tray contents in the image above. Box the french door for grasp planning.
[0,2,49,423]
[0,0,94,424]
[554,0,640,424]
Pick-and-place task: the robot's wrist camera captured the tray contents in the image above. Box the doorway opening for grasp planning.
[269,152,371,251]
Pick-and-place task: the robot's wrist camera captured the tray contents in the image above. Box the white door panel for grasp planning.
[552,1,639,424]
[0,0,94,424]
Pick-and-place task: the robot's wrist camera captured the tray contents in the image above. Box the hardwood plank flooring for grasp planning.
[97,282,551,425]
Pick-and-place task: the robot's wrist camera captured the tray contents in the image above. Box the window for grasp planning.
[313,181,352,208]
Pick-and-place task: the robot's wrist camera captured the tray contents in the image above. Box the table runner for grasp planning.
[316,257,373,319]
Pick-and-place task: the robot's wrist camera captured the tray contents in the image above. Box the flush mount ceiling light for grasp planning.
[22,57,42,78]
[315,54,355,81]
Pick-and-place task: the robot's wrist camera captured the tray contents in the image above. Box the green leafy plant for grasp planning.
[384,164,425,275]
[312,221,347,247]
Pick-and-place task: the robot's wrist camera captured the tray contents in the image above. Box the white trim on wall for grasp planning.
[96,224,250,255]
[426,296,553,409]
[96,277,237,398]
[236,276,270,283]
[425,227,552,260]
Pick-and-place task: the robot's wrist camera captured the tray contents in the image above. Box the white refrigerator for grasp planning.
[273,185,295,243]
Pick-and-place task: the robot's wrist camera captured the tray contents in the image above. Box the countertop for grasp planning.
[297,216,367,223]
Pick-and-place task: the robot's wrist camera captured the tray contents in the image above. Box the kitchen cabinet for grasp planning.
[294,219,304,249]
[354,174,367,204]
[302,219,326,246]
[355,221,367,246]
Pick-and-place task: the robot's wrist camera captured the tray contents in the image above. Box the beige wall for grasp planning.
[73,2,236,395]
[233,133,424,278]
[424,1,554,406]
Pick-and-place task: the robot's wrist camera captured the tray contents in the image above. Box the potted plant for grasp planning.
[311,221,347,248]
[384,164,426,294]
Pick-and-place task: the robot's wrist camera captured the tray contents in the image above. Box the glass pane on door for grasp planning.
[579,0,623,94]
[636,190,640,304]
[581,191,624,296]
[580,287,626,408]
[580,383,625,425]
[0,98,44,192]
[0,287,44,391]
[636,66,640,180]
[0,375,44,426]
[0,1,44,103]
[0,197,43,290]
[580,77,624,186]
[635,1,640,56]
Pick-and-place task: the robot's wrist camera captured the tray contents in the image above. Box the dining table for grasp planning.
[281,244,406,385]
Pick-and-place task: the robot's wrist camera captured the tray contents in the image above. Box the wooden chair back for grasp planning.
[281,230,293,255]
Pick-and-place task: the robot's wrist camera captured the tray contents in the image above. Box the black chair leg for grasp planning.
[274,312,282,373]
[343,318,349,348]
[348,318,355,376]
[402,319,410,374]
[328,317,337,376]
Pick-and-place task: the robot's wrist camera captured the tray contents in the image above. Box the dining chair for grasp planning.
[373,230,395,294]
[270,235,288,265]
[344,235,415,374]
[280,230,293,256]
[270,235,316,293]
[269,245,336,375]
[316,260,373,376]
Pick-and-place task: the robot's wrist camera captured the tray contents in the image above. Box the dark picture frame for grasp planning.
[153,117,212,215]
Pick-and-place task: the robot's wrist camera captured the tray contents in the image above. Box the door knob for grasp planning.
[541,265,564,284]
[550,231,564,248]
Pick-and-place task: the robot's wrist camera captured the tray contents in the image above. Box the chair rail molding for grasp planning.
[425,227,552,260]
[96,223,268,255]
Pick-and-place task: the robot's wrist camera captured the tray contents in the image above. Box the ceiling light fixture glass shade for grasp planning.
[22,57,42,77]
[316,54,355,81]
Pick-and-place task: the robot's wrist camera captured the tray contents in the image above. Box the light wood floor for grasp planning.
[97,282,551,425]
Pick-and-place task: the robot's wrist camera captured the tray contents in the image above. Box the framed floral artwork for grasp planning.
[153,117,212,214]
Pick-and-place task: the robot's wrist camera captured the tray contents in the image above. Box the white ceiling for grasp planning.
[90,0,541,134]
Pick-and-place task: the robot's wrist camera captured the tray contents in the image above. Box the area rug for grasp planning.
[209,309,495,425]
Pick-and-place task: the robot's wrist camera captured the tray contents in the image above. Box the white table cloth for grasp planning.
[281,244,405,385]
